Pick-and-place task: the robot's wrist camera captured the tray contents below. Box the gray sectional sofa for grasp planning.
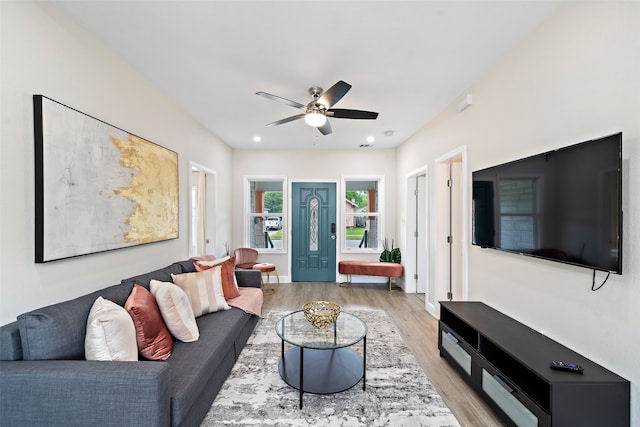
[0,259,263,427]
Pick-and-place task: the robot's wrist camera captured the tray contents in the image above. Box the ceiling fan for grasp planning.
[256,80,378,136]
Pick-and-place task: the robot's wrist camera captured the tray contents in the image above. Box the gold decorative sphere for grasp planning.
[303,301,341,328]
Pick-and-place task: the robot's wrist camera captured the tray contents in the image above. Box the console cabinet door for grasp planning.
[440,328,472,375]
[477,358,550,427]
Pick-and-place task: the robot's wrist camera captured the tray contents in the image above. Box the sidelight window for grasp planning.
[342,176,383,252]
[244,176,286,252]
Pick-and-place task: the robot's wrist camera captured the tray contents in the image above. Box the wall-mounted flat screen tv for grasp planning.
[472,133,622,274]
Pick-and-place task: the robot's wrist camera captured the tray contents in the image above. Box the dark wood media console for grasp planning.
[438,301,629,427]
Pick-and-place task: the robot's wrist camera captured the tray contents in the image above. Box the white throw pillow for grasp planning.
[171,265,230,317]
[149,280,200,342]
[85,296,138,361]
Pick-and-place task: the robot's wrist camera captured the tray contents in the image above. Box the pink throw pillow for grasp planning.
[125,285,173,360]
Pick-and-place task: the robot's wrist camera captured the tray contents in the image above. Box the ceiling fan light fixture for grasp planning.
[304,111,327,127]
[257,81,378,137]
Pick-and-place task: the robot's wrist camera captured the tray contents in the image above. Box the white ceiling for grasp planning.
[50,0,562,150]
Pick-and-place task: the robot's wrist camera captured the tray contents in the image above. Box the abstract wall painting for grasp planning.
[34,95,179,263]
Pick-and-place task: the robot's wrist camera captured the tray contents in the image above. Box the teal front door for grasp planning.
[291,182,336,282]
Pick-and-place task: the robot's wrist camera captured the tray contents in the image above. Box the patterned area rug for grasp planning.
[202,309,460,426]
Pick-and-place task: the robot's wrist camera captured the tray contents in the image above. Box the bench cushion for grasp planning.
[338,261,403,278]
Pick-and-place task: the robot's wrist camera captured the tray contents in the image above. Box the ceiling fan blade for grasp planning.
[256,91,305,110]
[317,80,351,109]
[318,120,332,135]
[327,109,379,120]
[265,114,305,127]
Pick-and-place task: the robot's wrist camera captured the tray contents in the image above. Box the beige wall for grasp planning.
[231,149,396,279]
[396,1,640,420]
[0,2,233,324]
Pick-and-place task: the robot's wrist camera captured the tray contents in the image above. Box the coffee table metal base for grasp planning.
[278,347,365,409]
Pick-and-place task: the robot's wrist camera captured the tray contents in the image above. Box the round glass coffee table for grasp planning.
[275,310,367,409]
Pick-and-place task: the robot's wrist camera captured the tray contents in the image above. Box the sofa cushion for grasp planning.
[172,266,230,317]
[174,258,199,274]
[17,283,133,360]
[120,262,184,290]
[234,269,262,288]
[0,322,22,360]
[125,285,173,360]
[150,280,199,342]
[85,297,138,361]
[166,307,253,426]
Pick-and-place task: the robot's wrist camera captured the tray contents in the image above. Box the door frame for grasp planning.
[188,161,217,257]
[404,166,429,294]
[430,146,469,317]
[289,179,339,281]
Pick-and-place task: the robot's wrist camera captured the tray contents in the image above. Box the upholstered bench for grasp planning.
[338,261,403,291]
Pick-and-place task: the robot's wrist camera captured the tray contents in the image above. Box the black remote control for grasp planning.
[550,361,584,372]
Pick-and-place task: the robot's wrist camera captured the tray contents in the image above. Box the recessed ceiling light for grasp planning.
[253,136,262,143]
[384,130,394,137]
[366,136,375,143]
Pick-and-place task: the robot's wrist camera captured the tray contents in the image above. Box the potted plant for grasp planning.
[380,238,401,263]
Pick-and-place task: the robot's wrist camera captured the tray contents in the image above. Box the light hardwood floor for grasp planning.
[262,281,504,427]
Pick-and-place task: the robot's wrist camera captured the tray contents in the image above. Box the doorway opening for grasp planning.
[429,146,469,317]
[405,167,428,301]
[189,162,217,258]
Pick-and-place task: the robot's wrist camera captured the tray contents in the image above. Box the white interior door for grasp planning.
[429,146,468,317]
[189,162,217,257]
[204,172,216,255]
[416,173,427,294]
[433,163,450,305]
[405,175,417,293]
[405,169,428,294]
